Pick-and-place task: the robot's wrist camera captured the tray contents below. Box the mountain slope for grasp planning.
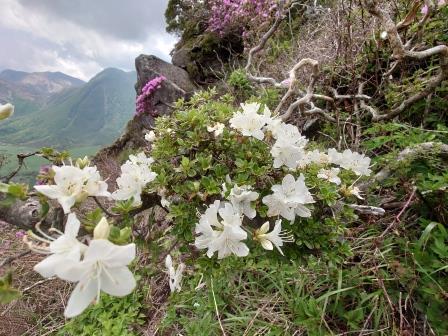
[0,69,85,99]
[0,68,136,148]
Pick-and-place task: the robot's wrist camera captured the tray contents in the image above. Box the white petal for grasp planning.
[64,279,98,318]
[34,185,63,199]
[260,238,273,251]
[165,254,173,269]
[65,213,80,237]
[84,240,136,267]
[56,261,86,282]
[294,204,312,218]
[59,195,77,214]
[259,222,270,235]
[34,254,64,278]
[100,267,136,297]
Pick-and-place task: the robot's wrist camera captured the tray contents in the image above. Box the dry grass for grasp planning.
[0,220,70,336]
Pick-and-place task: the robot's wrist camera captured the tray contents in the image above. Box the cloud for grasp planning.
[0,0,176,80]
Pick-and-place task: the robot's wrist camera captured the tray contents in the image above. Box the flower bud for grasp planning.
[94,217,110,240]
[75,156,91,169]
[0,103,14,121]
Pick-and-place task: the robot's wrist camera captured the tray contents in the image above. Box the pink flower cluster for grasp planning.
[208,0,278,37]
[136,76,166,116]
[421,0,447,15]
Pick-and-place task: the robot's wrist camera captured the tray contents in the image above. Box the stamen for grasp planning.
[35,221,56,241]
[49,228,64,235]
[25,231,51,244]
[24,239,51,254]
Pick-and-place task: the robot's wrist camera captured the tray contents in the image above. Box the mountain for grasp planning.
[0,68,136,148]
[0,70,85,112]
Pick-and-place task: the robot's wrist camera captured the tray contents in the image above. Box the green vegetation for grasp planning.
[60,288,146,336]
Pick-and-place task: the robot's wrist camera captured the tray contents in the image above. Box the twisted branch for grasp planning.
[363,0,448,121]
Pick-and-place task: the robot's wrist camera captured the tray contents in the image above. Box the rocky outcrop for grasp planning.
[96,55,196,158]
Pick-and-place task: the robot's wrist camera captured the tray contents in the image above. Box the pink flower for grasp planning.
[421,4,429,15]
[135,76,166,116]
[16,230,26,239]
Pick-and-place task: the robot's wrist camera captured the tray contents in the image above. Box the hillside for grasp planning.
[0,68,136,147]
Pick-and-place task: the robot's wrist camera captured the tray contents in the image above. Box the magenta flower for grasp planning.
[135,76,166,116]
[16,230,26,239]
[36,164,52,185]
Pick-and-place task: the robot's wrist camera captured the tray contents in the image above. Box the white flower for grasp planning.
[93,217,110,240]
[317,168,341,185]
[194,201,249,259]
[58,239,136,318]
[112,152,157,206]
[33,213,87,278]
[0,103,14,121]
[165,254,185,293]
[145,130,156,142]
[267,121,307,145]
[328,148,371,176]
[347,186,364,200]
[262,174,314,221]
[35,165,110,214]
[267,121,308,169]
[307,149,329,165]
[253,220,293,255]
[271,139,308,169]
[228,185,259,219]
[229,102,270,140]
[380,31,388,40]
[207,122,225,137]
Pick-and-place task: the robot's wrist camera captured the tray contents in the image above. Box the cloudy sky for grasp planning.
[0,0,177,81]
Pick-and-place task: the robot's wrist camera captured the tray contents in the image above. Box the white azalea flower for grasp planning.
[207,122,225,137]
[268,121,307,145]
[32,213,87,278]
[347,186,364,200]
[317,168,341,185]
[229,102,270,140]
[306,149,329,165]
[253,220,293,255]
[0,103,14,121]
[58,239,136,318]
[165,254,185,293]
[262,174,315,221]
[267,122,308,169]
[194,201,249,259]
[328,148,371,176]
[271,139,308,169]
[35,165,110,214]
[112,152,157,206]
[228,185,259,219]
[145,130,156,142]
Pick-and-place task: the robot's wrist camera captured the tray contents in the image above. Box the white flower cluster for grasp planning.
[229,102,371,176]
[26,214,136,318]
[193,102,373,259]
[35,162,110,214]
[31,154,158,317]
[112,152,158,206]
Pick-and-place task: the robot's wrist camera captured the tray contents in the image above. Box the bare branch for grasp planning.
[360,142,448,190]
[2,151,40,183]
[363,0,448,121]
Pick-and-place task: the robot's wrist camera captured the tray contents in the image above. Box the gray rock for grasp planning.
[96,54,196,158]
[171,47,191,69]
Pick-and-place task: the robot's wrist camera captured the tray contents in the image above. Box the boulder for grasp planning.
[97,55,196,158]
